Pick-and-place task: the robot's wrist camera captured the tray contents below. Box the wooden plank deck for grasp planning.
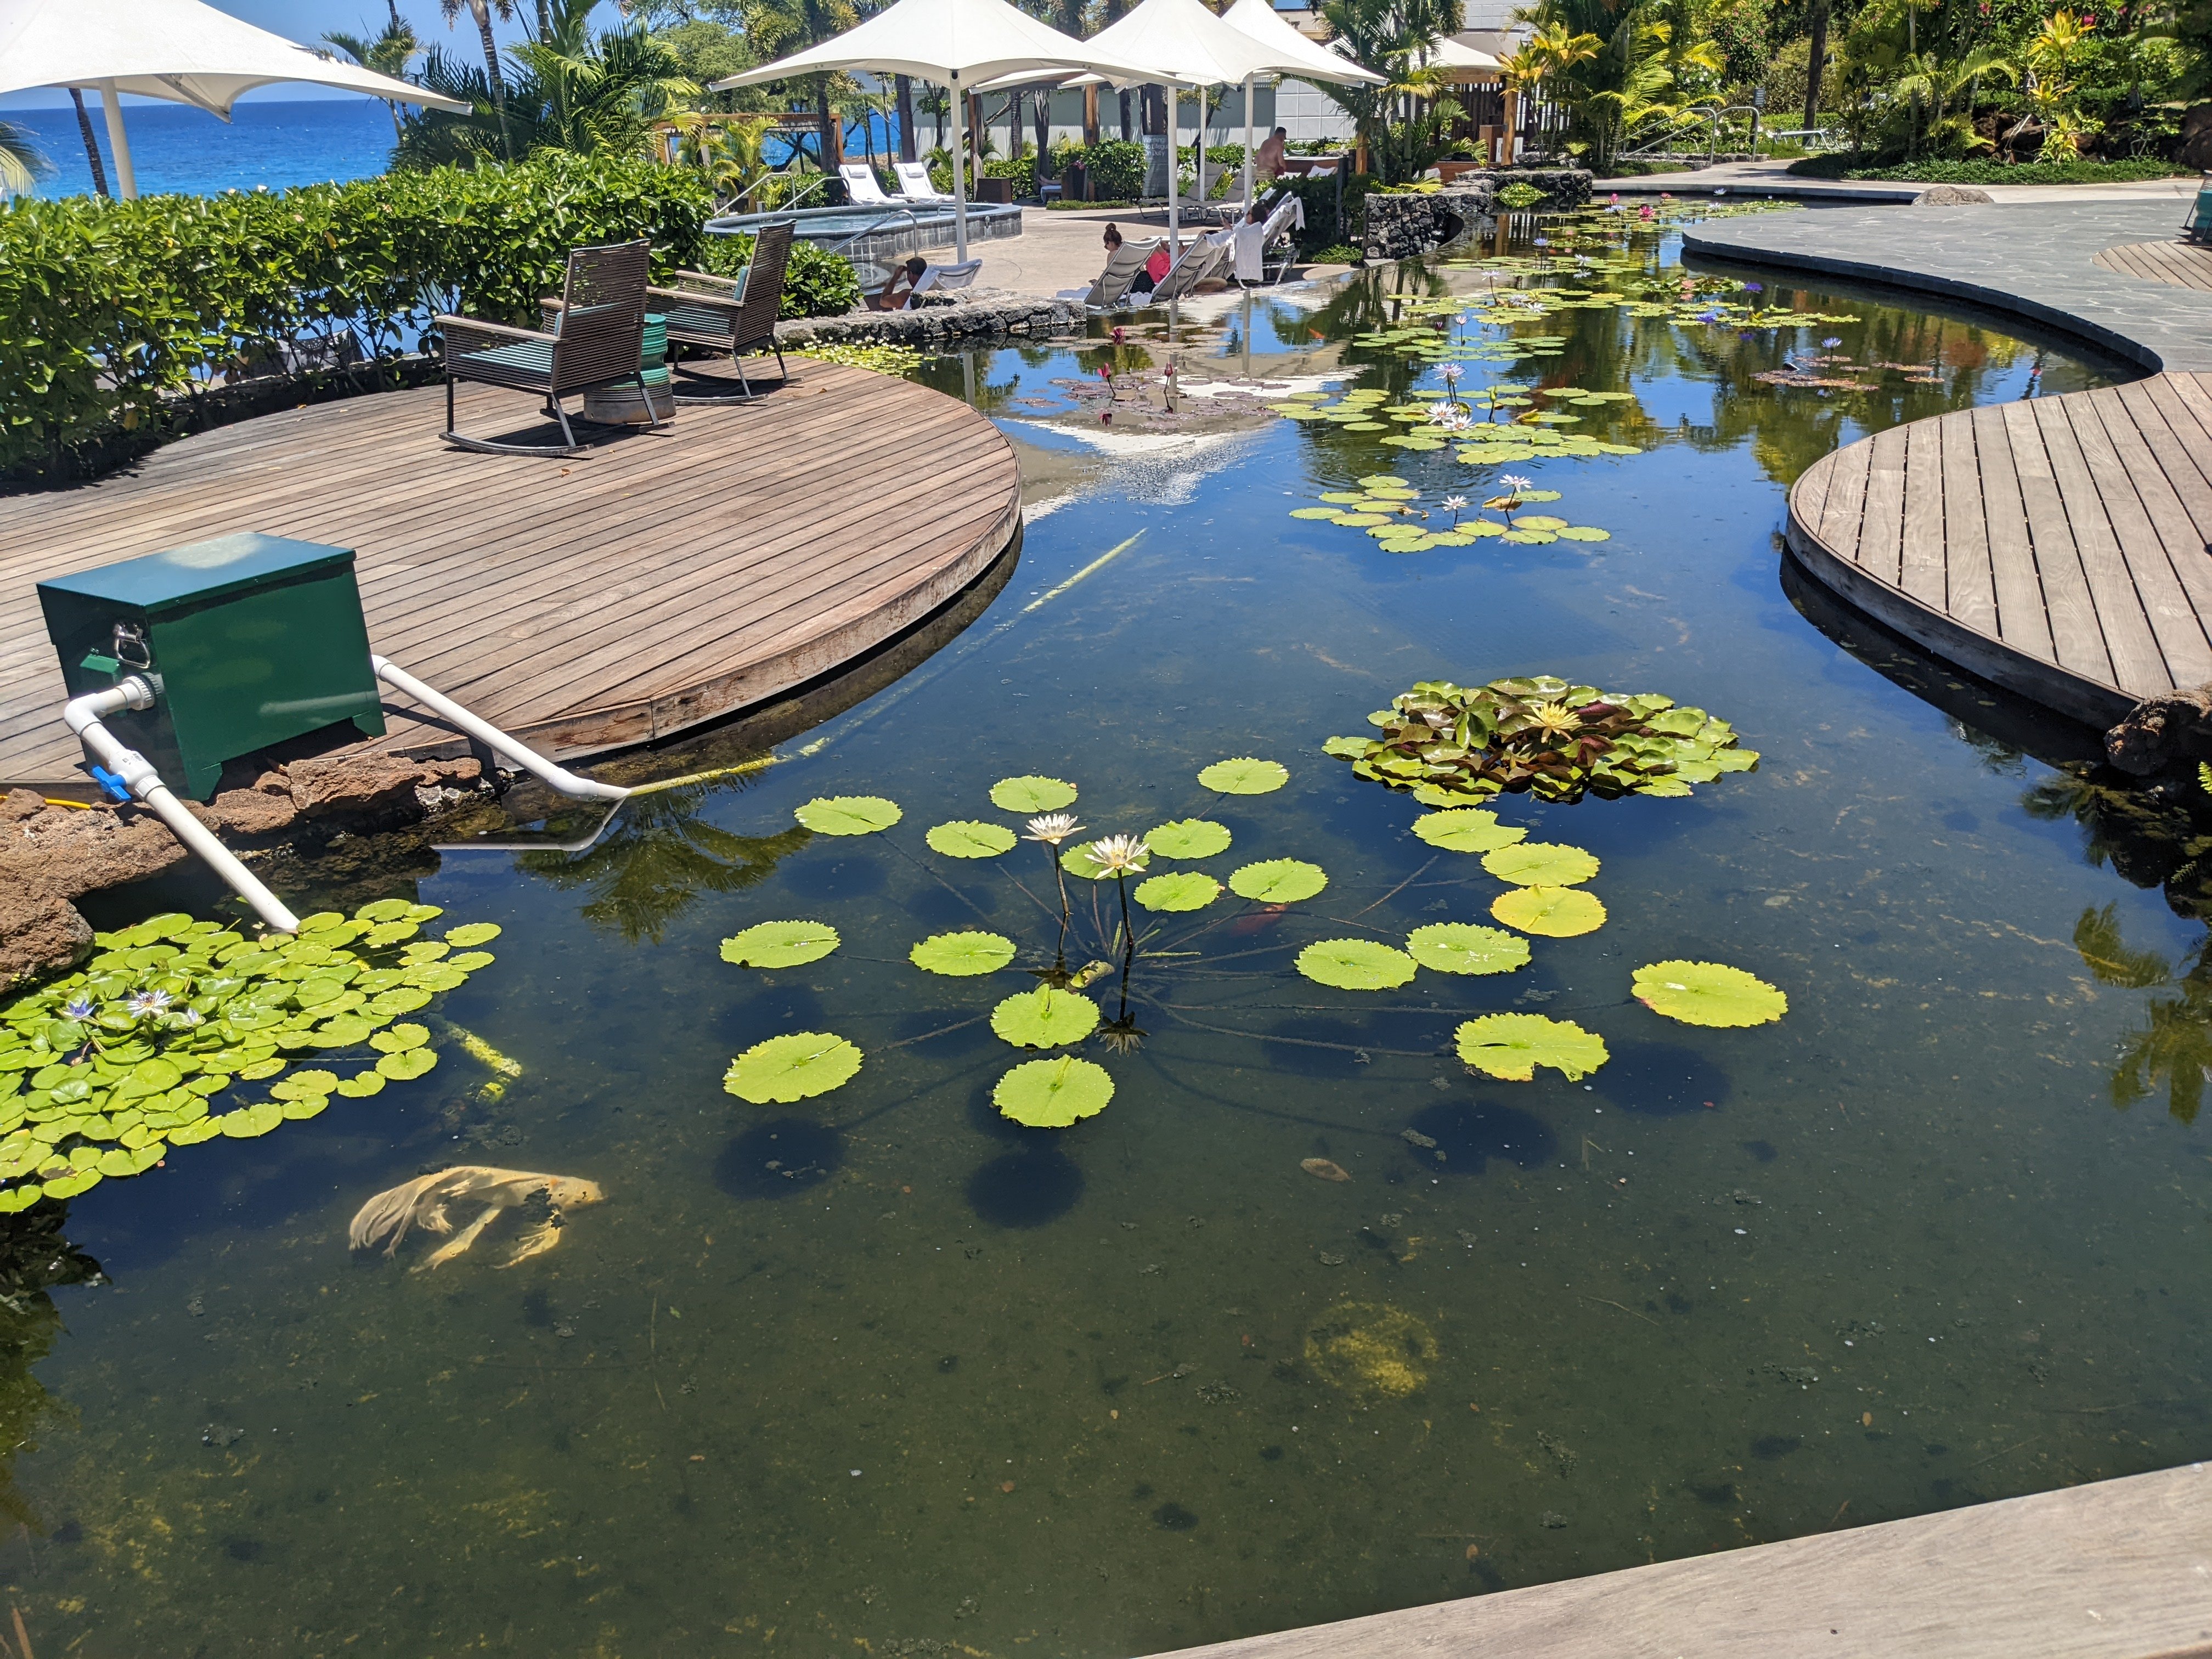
[0,362,1020,787]
[1147,1460,2212,1659]
[2092,238,2212,293]
[1784,372,2212,729]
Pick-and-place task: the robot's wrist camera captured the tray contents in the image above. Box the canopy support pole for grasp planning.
[98,82,137,200]
[1242,73,1254,217]
[950,72,968,262]
[1165,82,1177,269]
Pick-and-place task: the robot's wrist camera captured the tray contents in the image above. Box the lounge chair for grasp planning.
[1147,233,1231,302]
[1235,192,1306,284]
[438,237,657,457]
[648,221,796,403]
[907,259,983,304]
[1056,238,1163,309]
[839,163,896,207]
[894,161,955,204]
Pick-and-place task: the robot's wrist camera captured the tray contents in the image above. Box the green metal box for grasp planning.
[37,533,386,802]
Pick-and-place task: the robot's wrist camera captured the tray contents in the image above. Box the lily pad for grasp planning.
[989,776,1078,813]
[1491,885,1607,938]
[1632,961,1788,1028]
[1144,819,1232,859]
[990,988,1100,1049]
[444,923,503,948]
[1291,506,1348,520]
[1454,1013,1609,1081]
[1198,758,1289,795]
[335,1071,387,1099]
[271,1069,338,1101]
[41,1170,100,1200]
[1296,939,1418,991]
[910,932,1018,977]
[375,1047,439,1082]
[1406,924,1531,976]
[926,820,1018,859]
[794,795,902,835]
[1482,842,1600,887]
[219,1100,285,1138]
[369,1022,428,1053]
[1411,810,1527,854]
[994,1056,1115,1128]
[1556,526,1611,541]
[1228,859,1328,903]
[1060,843,1114,881]
[721,920,842,969]
[357,898,413,924]
[723,1032,863,1103]
[1135,872,1222,913]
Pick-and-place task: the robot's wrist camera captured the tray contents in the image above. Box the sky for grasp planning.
[0,0,620,108]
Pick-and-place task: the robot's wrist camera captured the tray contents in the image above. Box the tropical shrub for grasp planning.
[1082,139,1148,200]
[1786,152,2187,180]
[0,153,855,478]
[696,230,864,317]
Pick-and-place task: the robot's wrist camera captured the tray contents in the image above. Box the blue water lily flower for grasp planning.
[61,996,96,1021]
[125,988,173,1018]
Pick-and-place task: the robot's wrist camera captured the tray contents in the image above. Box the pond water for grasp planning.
[12,206,2212,1658]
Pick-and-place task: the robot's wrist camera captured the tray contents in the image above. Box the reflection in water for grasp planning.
[0,1206,101,1531]
[1403,1099,1556,1172]
[518,783,814,943]
[967,1147,1086,1228]
[2075,904,2212,1122]
[715,1118,845,1198]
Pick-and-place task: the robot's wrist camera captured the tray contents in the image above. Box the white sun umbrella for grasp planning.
[1220,0,1382,211]
[0,0,468,199]
[711,0,1162,262]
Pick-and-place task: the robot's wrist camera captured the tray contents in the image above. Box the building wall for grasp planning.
[947,83,1285,153]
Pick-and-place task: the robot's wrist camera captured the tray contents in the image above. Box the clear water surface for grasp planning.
[10,208,2209,1658]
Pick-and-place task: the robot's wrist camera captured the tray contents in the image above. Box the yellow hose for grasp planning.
[621,755,781,797]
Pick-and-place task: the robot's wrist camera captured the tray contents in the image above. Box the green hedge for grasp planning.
[1786,153,2191,183]
[695,231,863,317]
[0,153,859,478]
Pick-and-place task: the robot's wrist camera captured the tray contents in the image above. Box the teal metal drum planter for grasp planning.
[37,532,384,803]
[582,313,678,426]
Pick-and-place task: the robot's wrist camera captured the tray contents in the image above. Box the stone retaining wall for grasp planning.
[777,290,1086,348]
[1361,169,1594,261]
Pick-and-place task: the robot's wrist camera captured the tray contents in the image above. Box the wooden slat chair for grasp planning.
[650,221,796,404]
[437,238,658,457]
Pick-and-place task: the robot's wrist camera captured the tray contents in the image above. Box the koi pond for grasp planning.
[9,205,2210,1657]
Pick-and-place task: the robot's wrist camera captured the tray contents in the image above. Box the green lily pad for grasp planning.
[308,1016,377,1049]
[794,795,902,835]
[1411,810,1527,854]
[271,1069,338,1101]
[1454,1013,1608,1081]
[990,988,1101,1049]
[994,1056,1115,1128]
[369,1022,428,1053]
[989,776,1077,813]
[926,820,1018,859]
[335,1071,387,1099]
[721,920,842,969]
[1555,526,1611,541]
[1481,842,1600,887]
[1491,885,1607,938]
[1198,758,1289,795]
[1291,506,1348,520]
[167,1118,223,1146]
[1632,961,1788,1028]
[1060,843,1113,882]
[1228,860,1328,903]
[356,898,413,924]
[362,921,420,949]
[369,988,433,1017]
[1406,924,1531,976]
[1319,492,1370,504]
[447,951,496,972]
[280,1096,330,1120]
[1134,872,1221,913]
[1359,474,1411,487]
[723,1032,862,1103]
[1144,819,1231,859]
[910,932,1018,977]
[375,1047,439,1082]
[237,1057,286,1081]
[444,923,502,948]
[1296,939,1418,991]
[42,1170,100,1200]
[1516,515,1569,531]
[219,1100,285,1138]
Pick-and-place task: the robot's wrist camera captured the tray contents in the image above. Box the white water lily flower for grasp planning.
[1086,834,1150,876]
[1497,473,1533,495]
[1023,812,1084,846]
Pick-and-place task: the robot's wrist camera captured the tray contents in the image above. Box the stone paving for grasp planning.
[1678,200,2212,371]
[1592,157,2204,206]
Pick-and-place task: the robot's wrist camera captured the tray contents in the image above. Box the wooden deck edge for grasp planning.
[1677,229,2172,374]
[1144,1461,2212,1659]
[390,476,1025,765]
[1782,464,2136,731]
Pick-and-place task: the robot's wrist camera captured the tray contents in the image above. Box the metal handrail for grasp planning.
[825,207,923,258]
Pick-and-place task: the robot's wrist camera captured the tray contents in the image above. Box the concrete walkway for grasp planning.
[908,205,1355,302]
[1679,200,2212,372]
[1592,157,2205,207]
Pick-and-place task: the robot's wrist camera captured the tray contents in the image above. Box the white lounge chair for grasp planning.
[894,161,955,204]
[906,259,983,304]
[1056,238,1163,309]
[1148,233,1232,302]
[839,163,896,207]
[1234,192,1305,284]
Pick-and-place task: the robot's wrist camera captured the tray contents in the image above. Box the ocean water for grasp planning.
[10,212,2211,1657]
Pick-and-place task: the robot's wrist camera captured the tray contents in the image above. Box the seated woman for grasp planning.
[875,256,928,311]
[1103,224,1169,296]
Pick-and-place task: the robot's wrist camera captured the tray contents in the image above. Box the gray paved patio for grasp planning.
[1678,200,2212,371]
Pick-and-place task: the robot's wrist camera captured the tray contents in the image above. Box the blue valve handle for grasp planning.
[87,765,133,804]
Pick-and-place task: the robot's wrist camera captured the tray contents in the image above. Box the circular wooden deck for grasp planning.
[0,361,1020,787]
[1784,371,2212,730]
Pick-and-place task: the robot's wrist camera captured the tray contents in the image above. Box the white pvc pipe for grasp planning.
[97,82,137,200]
[1166,83,1178,272]
[951,74,968,263]
[1243,74,1255,219]
[372,657,629,802]
[65,678,301,933]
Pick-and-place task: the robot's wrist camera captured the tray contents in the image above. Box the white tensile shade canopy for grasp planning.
[1421,36,1504,78]
[710,0,1165,260]
[0,0,469,199]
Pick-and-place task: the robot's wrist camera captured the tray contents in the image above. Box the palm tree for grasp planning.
[1892,43,2014,155]
[324,18,426,140]
[0,120,50,198]
[66,91,109,198]
[440,0,519,156]
[1317,0,1468,182]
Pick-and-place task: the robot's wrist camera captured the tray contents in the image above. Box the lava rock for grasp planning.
[0,887,93,991]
